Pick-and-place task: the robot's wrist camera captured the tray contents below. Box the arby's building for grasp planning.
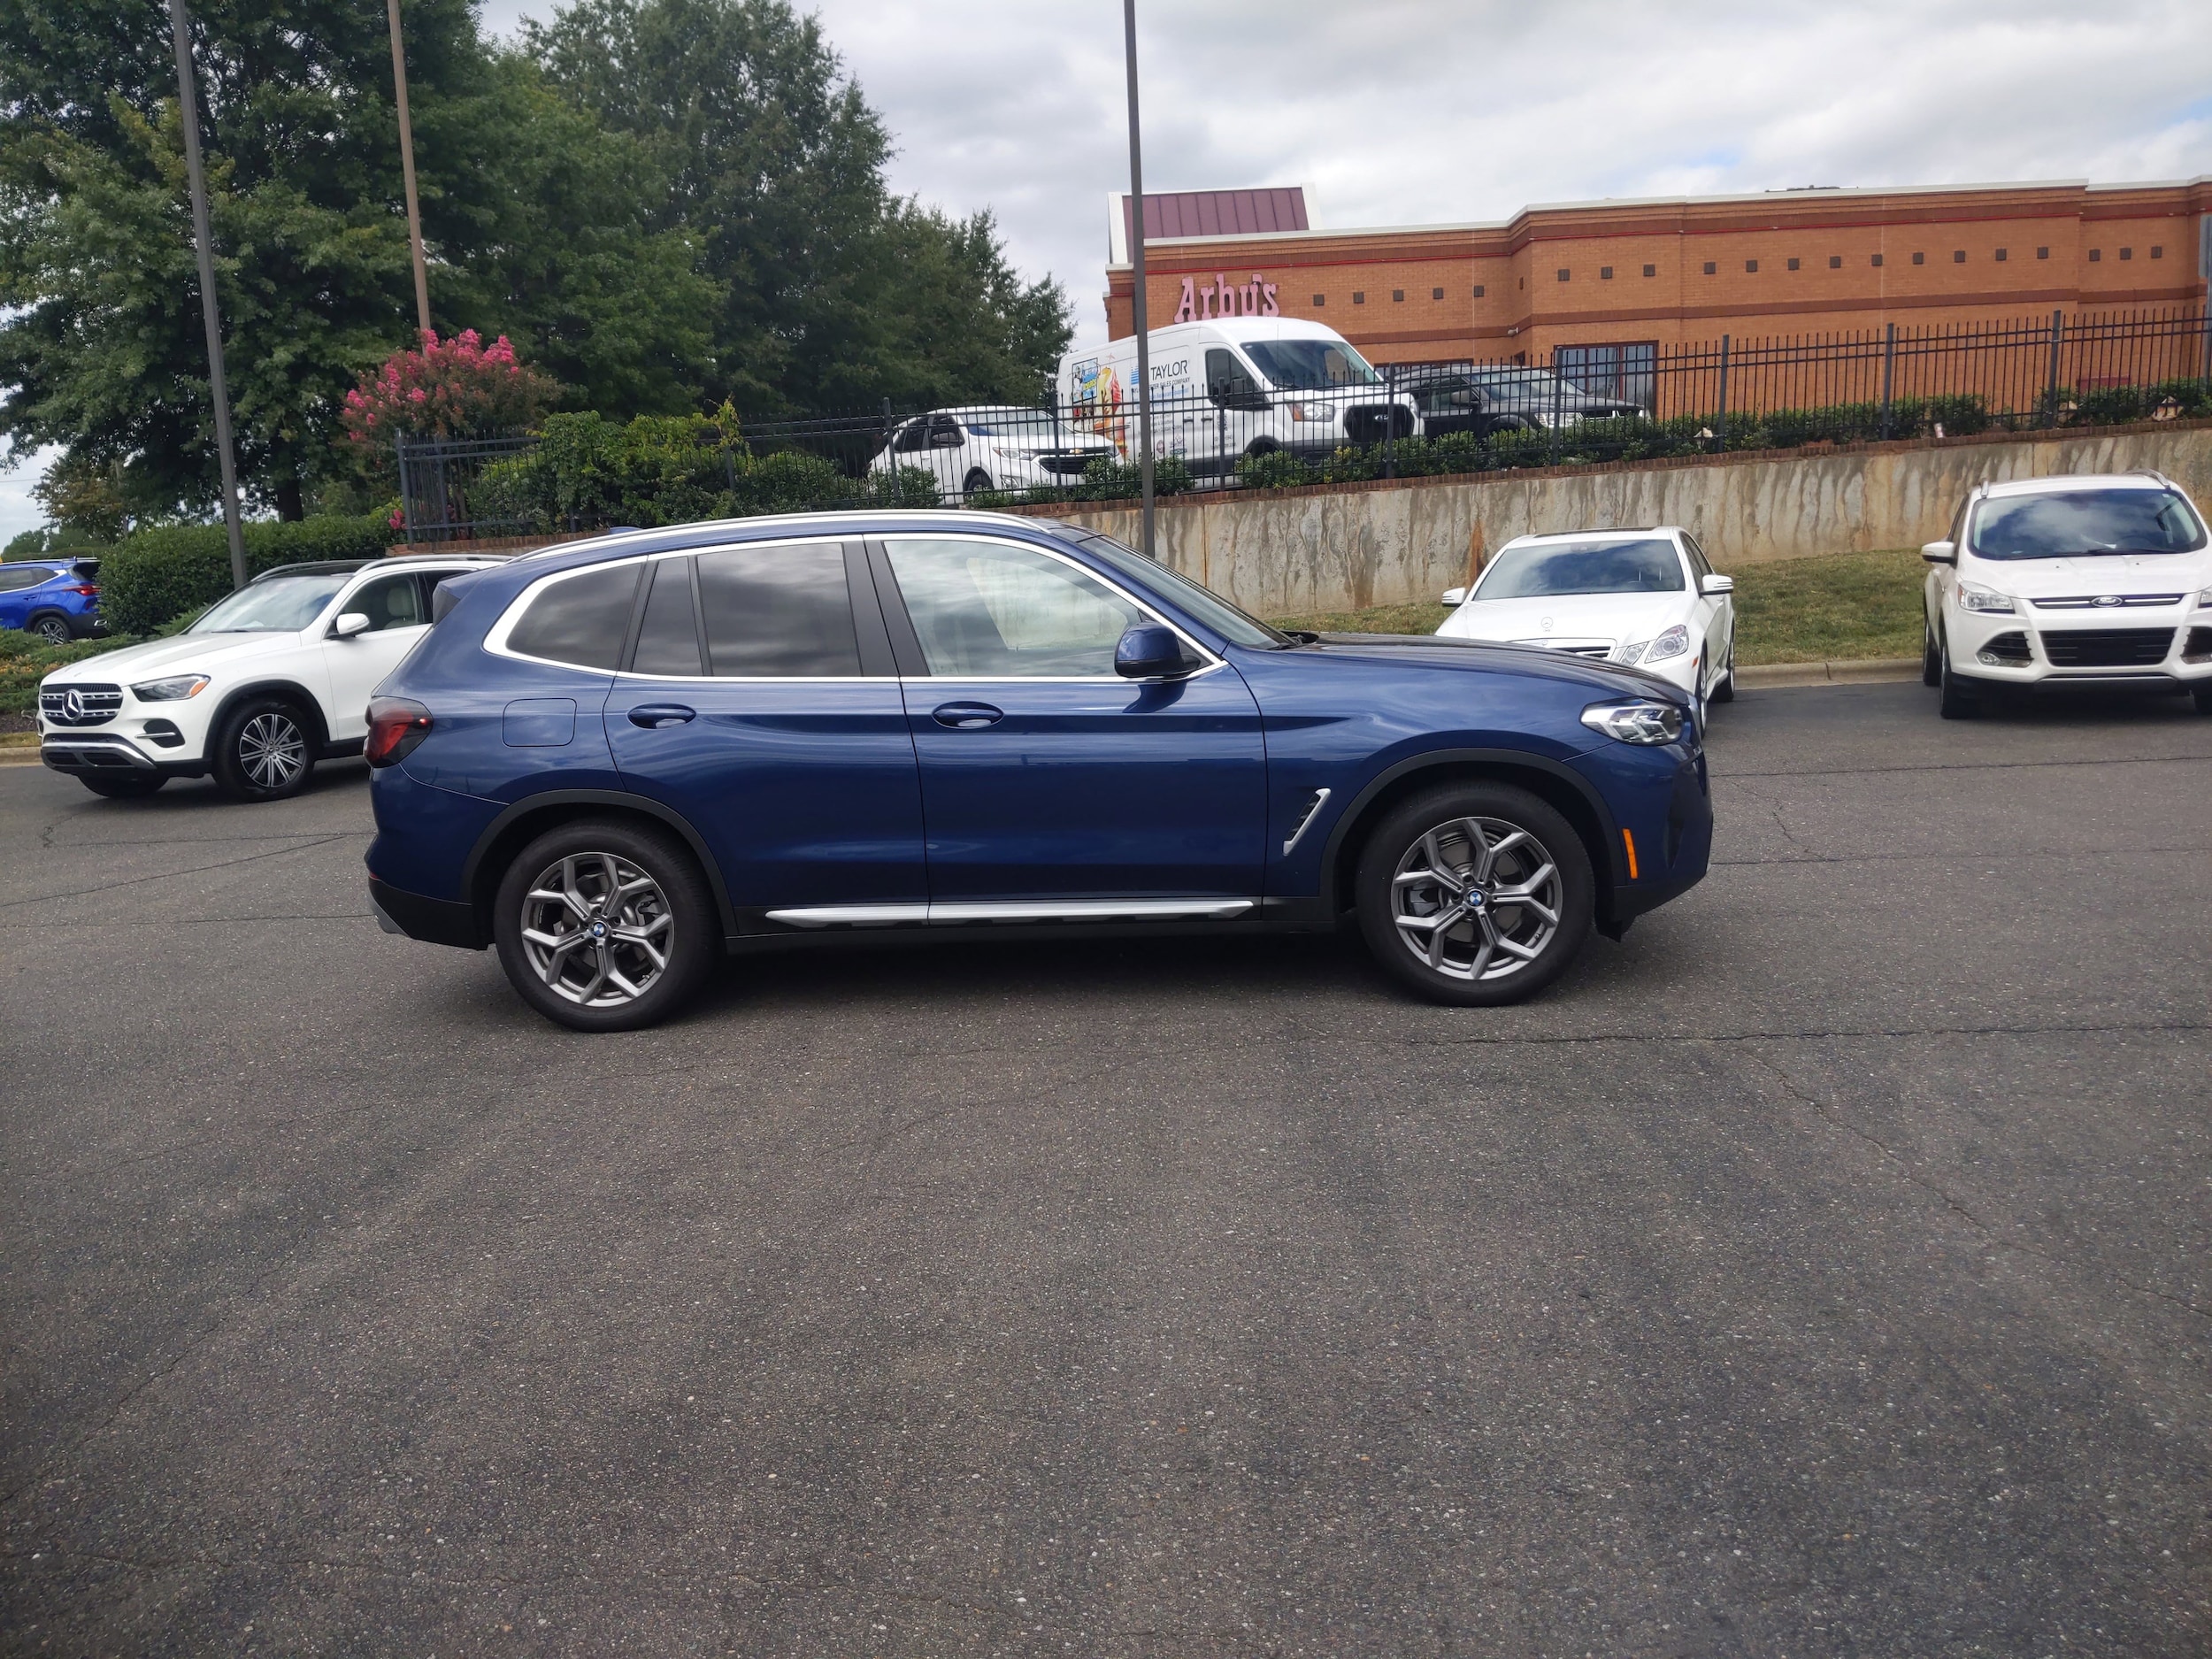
[1103,180,2212,373]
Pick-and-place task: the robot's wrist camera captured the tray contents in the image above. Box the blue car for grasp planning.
[365,513,1711,1031]
[0,557,104,643]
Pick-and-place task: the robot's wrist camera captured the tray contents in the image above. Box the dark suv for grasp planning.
[1402,366,1646,440]
[365,512,1711,1031]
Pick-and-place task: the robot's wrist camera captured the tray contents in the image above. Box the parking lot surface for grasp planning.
[4,681,2209,1656]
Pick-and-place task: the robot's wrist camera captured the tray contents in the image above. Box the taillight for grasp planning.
[69,585,98,596]
[365,696,434,767]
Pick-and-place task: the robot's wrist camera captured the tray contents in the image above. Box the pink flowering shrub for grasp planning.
[341,331,558,463]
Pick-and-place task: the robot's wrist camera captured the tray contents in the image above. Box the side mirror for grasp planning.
[1700,573,1735,595]
[332,611,372,639]
[1114,623,1190,680]
[1921,540,1956,565]
[1440,588,1467,606]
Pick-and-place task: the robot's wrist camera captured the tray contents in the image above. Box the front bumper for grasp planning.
[1947,604,2212,686]
[41,733,207,779]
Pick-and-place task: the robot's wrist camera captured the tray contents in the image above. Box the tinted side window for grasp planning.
[1678,534,1712,580]
[697,543,860,676]
[631,557,703,677]
[509,564,641,670]
[0,567,47,592]
[885,537,1142,676]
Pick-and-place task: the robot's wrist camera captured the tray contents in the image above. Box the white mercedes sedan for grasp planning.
[1437,527,1738,714]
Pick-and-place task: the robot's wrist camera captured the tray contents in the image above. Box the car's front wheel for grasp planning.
[1937,630,1979,720]
[211,696,316,800]
[962,468,994,499]
[493,818,718,1032]
[1355,783,1594,1007]
[2192,685,2212,716]
[1922,619,1942,687]
[1708,634,1736,704]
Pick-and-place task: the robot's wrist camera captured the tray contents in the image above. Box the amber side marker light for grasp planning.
[365,697,434,767]
[1621,827,1640,880]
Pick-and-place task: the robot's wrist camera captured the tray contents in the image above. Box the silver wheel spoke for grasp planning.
[1388,815,1561,983]
[519,849,675,1007]
[1493,864,1555,902]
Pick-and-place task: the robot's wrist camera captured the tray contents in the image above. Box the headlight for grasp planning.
[1615,640,1648,665]
[2197,586,2212,608]
[131,674,211,702]
[1642,625,1690,663]
[1956,581,2016,614]
[1291,403,1333,423]
[991,445,1040,461]
[1581,699,1686,745]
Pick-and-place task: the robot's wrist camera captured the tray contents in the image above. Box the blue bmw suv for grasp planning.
[365,513,1711,1030]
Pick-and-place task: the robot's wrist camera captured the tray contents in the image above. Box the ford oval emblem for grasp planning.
[2093,595,2120,606]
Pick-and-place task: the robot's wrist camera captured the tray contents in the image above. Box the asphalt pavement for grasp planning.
[4,680,2209,1657]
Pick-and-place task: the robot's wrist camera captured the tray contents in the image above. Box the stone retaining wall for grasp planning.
[1019,419,2212,617]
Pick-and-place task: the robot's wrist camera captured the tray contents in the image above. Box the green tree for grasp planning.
[526,0,1070,413]
[0,1,715,520]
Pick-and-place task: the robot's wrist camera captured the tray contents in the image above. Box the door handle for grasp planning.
[627,703,696,729]
[932,702,1003,730]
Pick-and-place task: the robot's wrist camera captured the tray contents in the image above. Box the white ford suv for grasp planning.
[1923,472,2212,719]
[38,556,501,801]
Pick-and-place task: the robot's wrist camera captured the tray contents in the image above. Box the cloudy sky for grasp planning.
[6,0,2209,542]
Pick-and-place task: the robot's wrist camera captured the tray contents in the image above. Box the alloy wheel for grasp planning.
[34,617,71,646]
[1390,815,1563,982]
[518,851,675,1008]
[237,711,307,789]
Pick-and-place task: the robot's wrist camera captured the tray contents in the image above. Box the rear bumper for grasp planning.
[368,878,484,950]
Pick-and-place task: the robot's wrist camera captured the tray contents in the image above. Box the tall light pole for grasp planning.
[1121,0,1155,557]
[166,0,248,592]
[387,0,433,340]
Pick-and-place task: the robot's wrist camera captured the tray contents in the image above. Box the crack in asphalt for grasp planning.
[1711,843,2212,867]
[1741,1046,2212,1325]
[0,834,356,910]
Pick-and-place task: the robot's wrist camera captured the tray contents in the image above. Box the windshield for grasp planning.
[1969,488,2208,559]
[188,572,350,633]
[1240,339,1380,392]
[1473,539,1686,599]
[1469,367,1594,398]
[1071,533,1294,648]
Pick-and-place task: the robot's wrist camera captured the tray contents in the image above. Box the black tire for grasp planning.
[29,612,73,647]
[1354,782,1594,1008]
[493,818,718,1033]
[1937,631,1979,720]
[211,695,317,801]
[2192,686,2212,716]
[962,468,993,498]
[1708,633,1736,704]
[1921,618,1942,687]
[78,772,167,799]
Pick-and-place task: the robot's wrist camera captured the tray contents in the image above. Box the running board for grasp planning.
[764,898,1256,930]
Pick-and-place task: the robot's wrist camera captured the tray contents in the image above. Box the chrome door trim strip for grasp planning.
[764,897,1255,929]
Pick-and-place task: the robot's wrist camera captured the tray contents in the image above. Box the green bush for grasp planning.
[1234,448,1318,490]
[0,626,150,717]
[100,513,402,635]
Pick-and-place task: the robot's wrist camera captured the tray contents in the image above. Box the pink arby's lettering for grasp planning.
[1171,273,1281,324]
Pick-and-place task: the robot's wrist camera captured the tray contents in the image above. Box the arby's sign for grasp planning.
[1171,271,1280,322]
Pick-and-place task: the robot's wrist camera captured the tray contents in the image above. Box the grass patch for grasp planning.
[0,630,150,726]
[1264,547,1927,665]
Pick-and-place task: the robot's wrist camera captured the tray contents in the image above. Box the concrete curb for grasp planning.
[0,746,46,765]
[1736,657,1922,688]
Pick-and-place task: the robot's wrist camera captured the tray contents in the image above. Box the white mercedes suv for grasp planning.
[37,556,501,801]
[1922,472,2212,718]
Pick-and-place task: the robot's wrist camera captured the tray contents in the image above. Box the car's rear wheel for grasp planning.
[493,819,717,1032]
[1355,783,1594,1007]
[29,612,73,646]
[78,772,166,799]
[1937,630,1979,720]
[211,696,317,800]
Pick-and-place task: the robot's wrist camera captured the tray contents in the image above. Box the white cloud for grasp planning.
[0,444,58,549]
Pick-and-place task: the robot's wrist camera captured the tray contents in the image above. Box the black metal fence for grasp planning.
[396,305,2212,542]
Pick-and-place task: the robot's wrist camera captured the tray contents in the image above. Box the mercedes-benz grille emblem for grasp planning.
[1540,616,1554,633]
[62,688,86,720]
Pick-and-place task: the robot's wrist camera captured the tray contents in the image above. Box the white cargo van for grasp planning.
[1059,317,1416,483]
